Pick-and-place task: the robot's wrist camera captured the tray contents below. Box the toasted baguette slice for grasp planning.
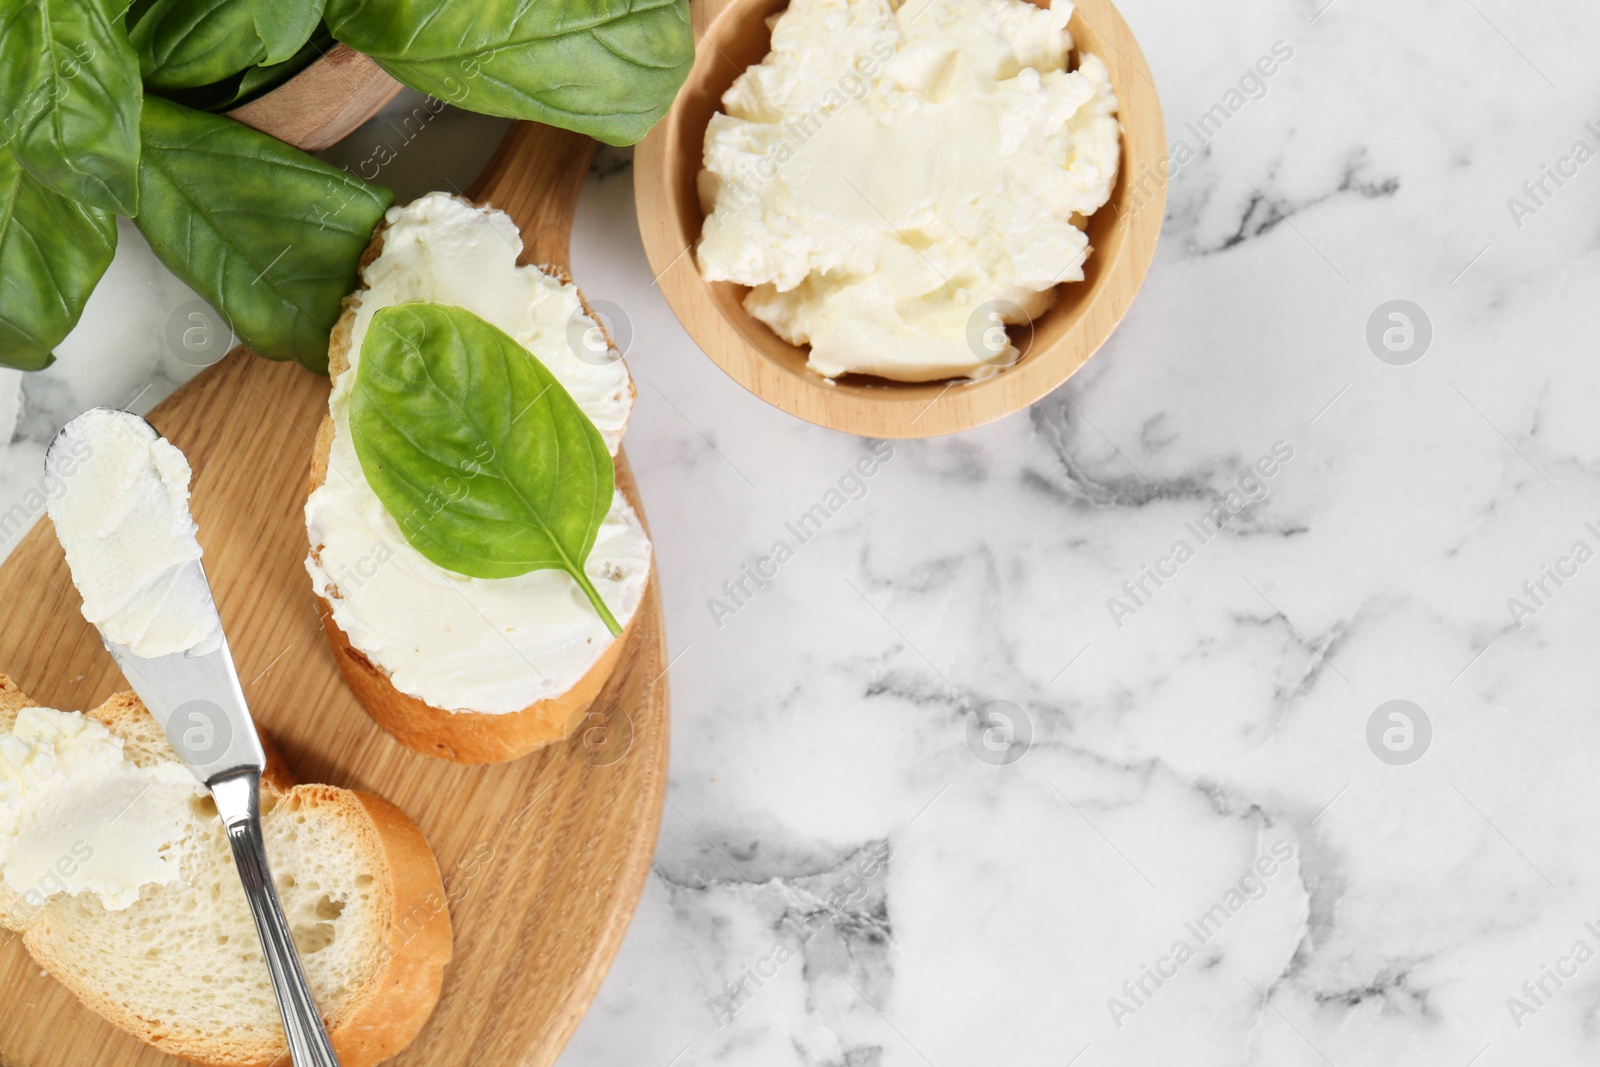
[0,674,452,1067]
[307,424,644,764]
[313,595,634,765]
[305,194,650,765]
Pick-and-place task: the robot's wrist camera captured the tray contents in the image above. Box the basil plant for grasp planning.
[0,0,693,372]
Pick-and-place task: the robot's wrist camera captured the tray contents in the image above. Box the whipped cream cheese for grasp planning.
[305,193,652,715]
[343,193,634,451]
[697,0,1121,381]
[0,706,204,912]
[45,409,220,658]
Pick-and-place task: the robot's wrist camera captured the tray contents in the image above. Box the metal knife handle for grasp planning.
[211,774,342,1067]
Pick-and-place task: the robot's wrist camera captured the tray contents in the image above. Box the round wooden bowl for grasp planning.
[226,42,402,152]
[635,0,1165,438]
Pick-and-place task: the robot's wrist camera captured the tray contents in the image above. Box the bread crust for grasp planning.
[0,674,451,1067]
[315,590,637,764]
[305,787,455,1067]
[306,200,645,765]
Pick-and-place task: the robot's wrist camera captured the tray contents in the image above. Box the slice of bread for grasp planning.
[0,674,452,1067]
[304,195,651,765]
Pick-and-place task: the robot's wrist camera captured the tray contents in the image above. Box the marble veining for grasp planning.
[6,0,1600,1063]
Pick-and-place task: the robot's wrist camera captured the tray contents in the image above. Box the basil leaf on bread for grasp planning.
[350,303,623,636]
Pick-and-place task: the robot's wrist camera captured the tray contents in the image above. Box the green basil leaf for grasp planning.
[133,97,392,370]
[233,22,334,101]
[0,147,116,371]
[351,303,623,636]
[150,23,334,113]
[155,24,334,113]
[129,0,320,88]
[0,0,142,215]
[253,0,325,64]
[324,0,693,146]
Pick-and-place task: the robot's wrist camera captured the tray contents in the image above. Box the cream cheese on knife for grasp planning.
[45,408,221,659]
[7,408,217,913]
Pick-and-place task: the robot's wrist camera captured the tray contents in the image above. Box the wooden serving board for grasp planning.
[0,123,668,1067]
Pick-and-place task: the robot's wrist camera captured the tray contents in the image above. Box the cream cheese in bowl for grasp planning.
[696,0,1121,382]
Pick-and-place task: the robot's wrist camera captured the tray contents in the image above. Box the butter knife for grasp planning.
[45,431,341,1067]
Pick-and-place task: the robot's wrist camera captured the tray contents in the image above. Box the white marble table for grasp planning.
[6,0,1600,1063]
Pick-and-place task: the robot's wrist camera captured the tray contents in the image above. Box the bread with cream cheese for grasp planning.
[0,673,452,1067]
[304,194,652,765]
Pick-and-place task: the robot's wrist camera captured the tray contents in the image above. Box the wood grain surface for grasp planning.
[226,43,403,152]
[0,120,668,1067]
[634,0,1165,438]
